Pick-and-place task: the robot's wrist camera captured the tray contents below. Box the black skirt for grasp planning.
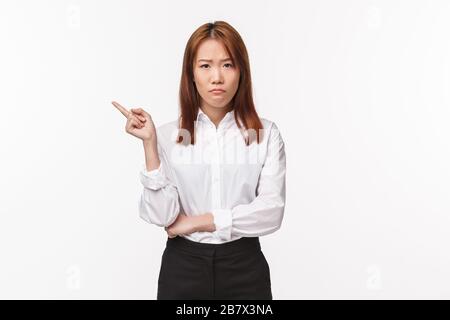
[157,235,272,300]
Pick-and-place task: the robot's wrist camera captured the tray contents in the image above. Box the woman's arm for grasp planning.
[208,122,286,241]
[165,213,216,237]
[139,139,181,227]
[193,213,216,232]
[112,101,181,228]
[143,138,160,171]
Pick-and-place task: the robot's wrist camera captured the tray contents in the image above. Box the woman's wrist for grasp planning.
[143,137,157,149]
[192,213,216,233]
[143,138,160,172]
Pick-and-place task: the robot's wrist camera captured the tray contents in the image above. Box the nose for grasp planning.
[211,67,224,84]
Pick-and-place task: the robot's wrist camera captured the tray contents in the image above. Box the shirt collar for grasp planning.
[196,107,235,126]
[196,107,206,123]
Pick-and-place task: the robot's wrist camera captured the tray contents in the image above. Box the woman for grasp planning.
[112,21,286,300]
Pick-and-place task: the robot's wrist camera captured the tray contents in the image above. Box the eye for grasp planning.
[199,63,234,69]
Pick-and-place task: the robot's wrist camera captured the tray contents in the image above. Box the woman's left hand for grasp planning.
[165,213,197,238]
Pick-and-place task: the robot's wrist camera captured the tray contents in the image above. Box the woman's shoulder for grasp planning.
[155,118,181,145]
[257,117,284,146]
[259,116,273,128]
[258,117,282,135]
[156,118,179,132]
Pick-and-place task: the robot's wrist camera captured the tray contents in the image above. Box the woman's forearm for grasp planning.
[143,138,161,172]
[192,213,216,233]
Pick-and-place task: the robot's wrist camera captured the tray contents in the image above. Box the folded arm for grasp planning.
[201,122,287,241]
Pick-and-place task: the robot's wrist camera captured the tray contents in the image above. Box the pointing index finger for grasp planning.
[111,101,130,118]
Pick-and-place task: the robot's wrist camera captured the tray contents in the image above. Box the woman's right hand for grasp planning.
[112,101,156,142]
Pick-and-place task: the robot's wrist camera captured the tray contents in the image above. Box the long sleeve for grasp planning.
[138,139,181,227]
[211,122,286,241]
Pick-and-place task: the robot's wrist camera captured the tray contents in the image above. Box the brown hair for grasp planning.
[176,20,264,146]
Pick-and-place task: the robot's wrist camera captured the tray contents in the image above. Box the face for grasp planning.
[193,39,240,112]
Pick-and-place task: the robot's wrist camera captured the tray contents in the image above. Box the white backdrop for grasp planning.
[1,0,449,299]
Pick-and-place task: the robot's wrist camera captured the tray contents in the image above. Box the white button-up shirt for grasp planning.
[138,107,286,244]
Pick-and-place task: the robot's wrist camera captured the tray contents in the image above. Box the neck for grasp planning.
[200,103,233,128]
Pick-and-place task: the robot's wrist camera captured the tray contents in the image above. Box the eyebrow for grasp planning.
[197,58,233,63]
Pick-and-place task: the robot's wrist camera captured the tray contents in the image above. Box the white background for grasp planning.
[1,0,449,299]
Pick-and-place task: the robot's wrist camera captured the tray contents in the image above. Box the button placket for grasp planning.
[211,126,222,209]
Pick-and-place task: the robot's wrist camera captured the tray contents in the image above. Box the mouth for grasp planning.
[210,89,226,94]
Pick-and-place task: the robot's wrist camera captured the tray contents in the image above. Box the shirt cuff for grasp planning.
[139,163,170,190]
[211,209,232,241]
